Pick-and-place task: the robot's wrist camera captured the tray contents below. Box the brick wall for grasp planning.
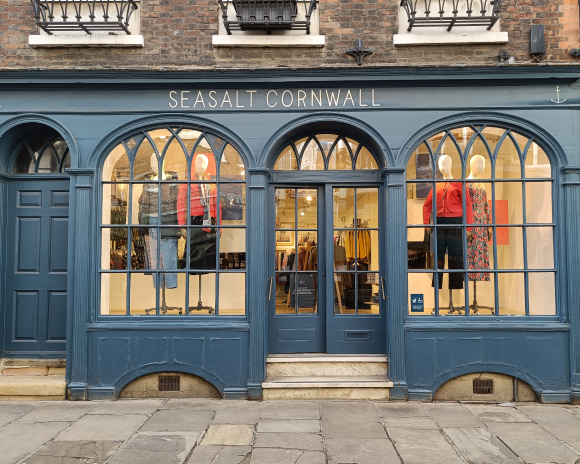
[1,0,579,69]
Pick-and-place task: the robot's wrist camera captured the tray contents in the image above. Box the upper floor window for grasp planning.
[14,135,70,173]
[406,125,555,317]
[100,127,246,317]
[273,133,379,171]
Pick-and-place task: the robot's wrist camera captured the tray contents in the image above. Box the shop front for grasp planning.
[0,68,578,402]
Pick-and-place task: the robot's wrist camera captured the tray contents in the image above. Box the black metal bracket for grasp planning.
[346,39,374,66]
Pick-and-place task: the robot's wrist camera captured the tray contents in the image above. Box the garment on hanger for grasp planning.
[467,183,491,281]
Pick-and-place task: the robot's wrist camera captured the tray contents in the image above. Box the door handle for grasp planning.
[381,277,387,300]
[266,277,273,301]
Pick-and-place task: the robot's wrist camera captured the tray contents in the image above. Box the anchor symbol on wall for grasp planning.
[551,86,567,104]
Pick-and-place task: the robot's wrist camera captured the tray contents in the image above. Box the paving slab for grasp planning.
[250,448,302,464]
[17,402,96,422]
[0,412,25,428]
[260,401,320,420]
[388,428,463,464]
[253,432,323,451]
[162,398,222,410]
[518,405,580,442]
[87,399,164,415]
[55,414,148,442]
[257,419,320,433]
[423,403,485,428]
[212,402,261,424]
[321,402,386,439]
[187,445,224,463]
[383,414,438,429]
[443,427,522,463]
[210,446,252,464]
[325,438,400,464]
[296,451,325,464]
[107,432,199,464]
[567,441,580,453]
[201,424,255,446]
[488,422,580,464]
[463,404,532,423]
[141,409,215,432]
[376,402,430,418]
[25,440,122,464]
[0,421,71,464]
[0,402,37,414]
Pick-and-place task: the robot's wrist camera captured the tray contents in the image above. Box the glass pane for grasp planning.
[297,232,317,271]
[275,273,294,314]
[297,272,317,314]
[334,231,349,271]
[100,273,126,315]
[220,183,246,225]
[467,182,492,226]
[359,273,379,314]
[435,225,465,271]
[495,182,523,224]
[479,127,505,157]
[407,182,432,225]
[495,135,522,179]
[274,145,298,171]
[14,147,34,173]
[346,138,359,158]
[219,273,246,315]
[162,137,188,181]
[159,273,186,315]
[316,134,338,155]
[525,182,552,223]
[297,189,317,229]
[357,188,378,228]
[333,188,355,228]
[408,227,433,270]
[219,229,246,269]
[133,137,158,180]
[52,137,67,157]
[434,133,462,179]
[408,273,435,315]
[160,183,181,226]
[103,145,130,181]
[529,272,556,315]
[365,230,379,272]
[525,143,551,179]
[276,231,295,251]
[133,183,158,225]
[355,146,378,170]
[407,144,433,180]
[61,151,71,171]
[276,188,296,229]
[334,273,356,314]
[496,227,524,269]
[527,227,554,269]
[148,129,172,158]
[37,147,59,173]
[327,142,352,170]
[178,129,203,155]
[431,182,467,226]
[102,227,128,270]
[466,139,492,180]
[220,144,246,180]
[437,272,466,316]
[130,273,157,316]
[294,137,308,157]
[193,139,216,181]
[188,227,217,271]
[181,182,218,227]
[133,227,152,270]
[498,273,525,315]
[300,139,325,171]
[188,273,216,315]
[468,226,495,271]
[468,275,495,315]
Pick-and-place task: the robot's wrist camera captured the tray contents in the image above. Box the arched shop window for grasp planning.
[406,125,555,317]
[100,127,246,317]
[273,133,379,170]
[14,135,71,173]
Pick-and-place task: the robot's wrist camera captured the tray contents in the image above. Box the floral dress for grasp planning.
[467,183,491,281]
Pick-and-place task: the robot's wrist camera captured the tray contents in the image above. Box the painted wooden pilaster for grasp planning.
[563,167,580,403]
[67,169,93,400]
[247,169,268,399]
[0,173,8,356]
[386,168,408,400]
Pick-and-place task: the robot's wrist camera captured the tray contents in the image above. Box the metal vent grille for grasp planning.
[158,375,180,392]
[473,379,493,394]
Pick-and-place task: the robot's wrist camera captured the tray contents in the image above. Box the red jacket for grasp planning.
[177,179,218,225]
[423,181,473,228]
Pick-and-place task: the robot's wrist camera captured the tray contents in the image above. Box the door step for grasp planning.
[0,359,66,401]
[263,354,392,400]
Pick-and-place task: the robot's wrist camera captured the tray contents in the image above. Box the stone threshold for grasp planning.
[263,376,393,388]
[267,354,388,363]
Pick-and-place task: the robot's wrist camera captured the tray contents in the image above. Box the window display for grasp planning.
[101,126,246,316]
[406,125,555,316]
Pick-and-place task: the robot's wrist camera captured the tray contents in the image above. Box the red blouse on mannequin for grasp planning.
[423,182,473,227]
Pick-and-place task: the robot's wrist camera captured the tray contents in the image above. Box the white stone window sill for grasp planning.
[394,31,508,46]
[212,35,325,48]
[29,34,144,48]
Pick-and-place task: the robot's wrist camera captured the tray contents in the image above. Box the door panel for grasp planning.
[4,179,69,355]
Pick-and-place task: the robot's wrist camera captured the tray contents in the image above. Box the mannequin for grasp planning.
[177,153,218,313]
[423,155,473,314]
[139,154,182,314]
[467,155,493,314]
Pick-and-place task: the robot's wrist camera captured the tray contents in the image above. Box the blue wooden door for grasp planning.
[3,179,69,357]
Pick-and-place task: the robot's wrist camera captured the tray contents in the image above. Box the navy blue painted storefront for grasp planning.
[0,68,579,402]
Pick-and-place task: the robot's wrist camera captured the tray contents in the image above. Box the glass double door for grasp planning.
[268,185,386,354]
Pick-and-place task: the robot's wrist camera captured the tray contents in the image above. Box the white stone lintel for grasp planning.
[212,35,325,48]
[29,34,144,48]
[394,31,508,46]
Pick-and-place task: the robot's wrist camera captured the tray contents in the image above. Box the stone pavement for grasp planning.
[1,399,580,464]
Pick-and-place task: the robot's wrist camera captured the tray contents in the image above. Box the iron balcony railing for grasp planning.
[30,0,138,35]
[218,0,317,35]
[400,0,502,32]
